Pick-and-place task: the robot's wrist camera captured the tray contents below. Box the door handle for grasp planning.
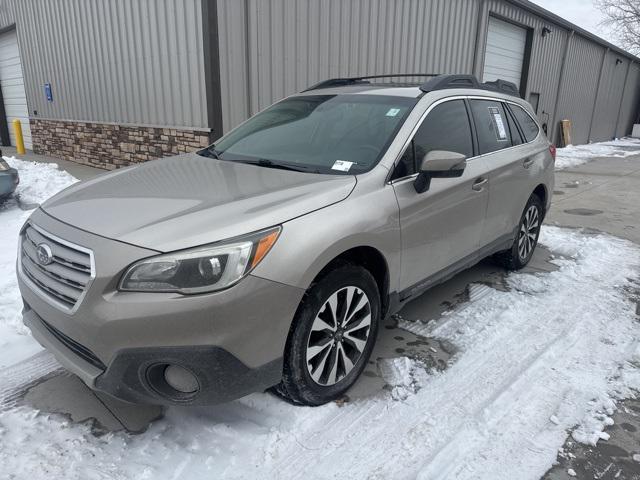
[523,158,535,169]
[472,177,488,192]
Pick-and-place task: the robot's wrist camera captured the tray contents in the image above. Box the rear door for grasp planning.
[392,98,490,294]
[473,98,542,246]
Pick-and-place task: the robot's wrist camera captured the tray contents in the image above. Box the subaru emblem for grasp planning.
[36,243,53,266]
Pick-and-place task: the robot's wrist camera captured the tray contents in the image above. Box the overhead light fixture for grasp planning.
[542,26,552,37]
[616,58,623,66]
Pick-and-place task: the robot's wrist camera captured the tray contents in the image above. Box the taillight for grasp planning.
[549,144,557,162]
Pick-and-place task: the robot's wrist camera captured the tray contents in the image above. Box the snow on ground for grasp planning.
[0,157,76,368]
[0,158,639,479]
[555,137,640,170]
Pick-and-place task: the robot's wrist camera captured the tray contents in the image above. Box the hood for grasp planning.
[42,153,356,252]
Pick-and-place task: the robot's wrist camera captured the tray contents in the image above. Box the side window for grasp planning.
[469,100,512,154]
[412,100,474,162]
[393,141,416,178]
[504,105,523,146]
[509,104,540,143]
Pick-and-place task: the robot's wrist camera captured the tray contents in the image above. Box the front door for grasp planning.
[391,99,490,295]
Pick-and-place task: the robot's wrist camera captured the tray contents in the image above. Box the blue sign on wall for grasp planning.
[44,83,53,102]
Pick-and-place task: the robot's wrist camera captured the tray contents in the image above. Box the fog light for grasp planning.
[163,365,199,394]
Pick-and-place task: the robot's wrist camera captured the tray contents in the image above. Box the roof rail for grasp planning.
[419,74,522,98]
[482,79,521,97]
[304,74,441,92]
[419,74,481,92]
[304,73,522,98]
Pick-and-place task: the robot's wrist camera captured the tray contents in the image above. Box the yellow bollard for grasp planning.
[13,119,25,155]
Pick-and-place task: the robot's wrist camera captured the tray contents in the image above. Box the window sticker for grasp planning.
[386,108,401,117]
[332,160,355,172]
[489,107,508,141]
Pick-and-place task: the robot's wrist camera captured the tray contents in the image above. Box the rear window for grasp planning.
[469,100,512,155]
[509,104,540,143]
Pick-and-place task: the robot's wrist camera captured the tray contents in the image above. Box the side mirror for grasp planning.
[414,150,467,194]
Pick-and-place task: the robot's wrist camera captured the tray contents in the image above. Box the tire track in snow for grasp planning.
[400,283,498,339]
[266,231,640,479]
[0,351,62,410]
[272,293,557,477]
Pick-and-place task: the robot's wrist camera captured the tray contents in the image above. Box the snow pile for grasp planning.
[377,357,429,400]
[555,137,640,170]
[0,157,76,368]
[3,156,77,205]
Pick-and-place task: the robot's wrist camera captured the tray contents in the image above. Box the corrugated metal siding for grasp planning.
[480,1,638,144]
[0,0,207,129]
[479,1,570,142]
[590,52,630,142]
[616,62,640,138]
[555,34,606,145]
[216,0,479,133]
[216,0,250,130]
[217,0,640,144]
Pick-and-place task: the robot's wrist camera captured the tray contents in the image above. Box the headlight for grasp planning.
[0,159,9,171]
[119,226,281,294]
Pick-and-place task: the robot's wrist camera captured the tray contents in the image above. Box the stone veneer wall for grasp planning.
[30,119,211,170]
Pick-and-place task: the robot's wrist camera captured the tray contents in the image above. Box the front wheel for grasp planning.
[274,264,380,406]
[494,193,544,270]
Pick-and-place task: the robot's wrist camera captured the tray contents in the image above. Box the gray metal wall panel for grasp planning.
[590,53,630,142]
[216,0,479,133]
[616,62,640,138]
[555,34,606,145]
[480,1,637,144]
[479,1,569,141]
[216,0,640,144]
[216,0,250,130]
[0,0,207,129]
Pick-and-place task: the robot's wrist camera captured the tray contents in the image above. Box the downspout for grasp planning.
[202,0,223,140]
[550,30,574,145]
[472,0,487,78]
[587,47,609,143]
[244,0,253,118]
[613,60,632,138]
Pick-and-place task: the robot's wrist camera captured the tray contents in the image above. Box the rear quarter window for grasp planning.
[509,104,540,143]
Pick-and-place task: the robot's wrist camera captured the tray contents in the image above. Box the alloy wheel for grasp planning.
[518,205,540,260]
[306,286,372,386]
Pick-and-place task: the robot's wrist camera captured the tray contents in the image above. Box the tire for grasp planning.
[494,193,544,270]
[273,264,380,406]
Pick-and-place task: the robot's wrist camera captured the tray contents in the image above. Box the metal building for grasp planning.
[0,0,637,169]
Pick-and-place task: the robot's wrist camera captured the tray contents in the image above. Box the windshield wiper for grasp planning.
[197,145,221,159]
[237,158,315,173]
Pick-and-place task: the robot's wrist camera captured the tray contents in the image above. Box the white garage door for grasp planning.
[0,29,32,149]
[482,17,527,89]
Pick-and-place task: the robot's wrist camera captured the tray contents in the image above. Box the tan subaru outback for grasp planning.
[18,74,554,406]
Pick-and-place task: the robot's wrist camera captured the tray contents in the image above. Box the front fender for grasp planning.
[250,183,402,293]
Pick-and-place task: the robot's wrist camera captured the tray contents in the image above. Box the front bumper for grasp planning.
[19,209,305,405]
[24,308,284,405]
[0,168,19,198]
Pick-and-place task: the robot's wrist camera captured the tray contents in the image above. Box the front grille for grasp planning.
[39,317,106,370]
[20,224,94,312]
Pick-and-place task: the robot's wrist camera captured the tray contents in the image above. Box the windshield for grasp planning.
[205,94,417,174]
